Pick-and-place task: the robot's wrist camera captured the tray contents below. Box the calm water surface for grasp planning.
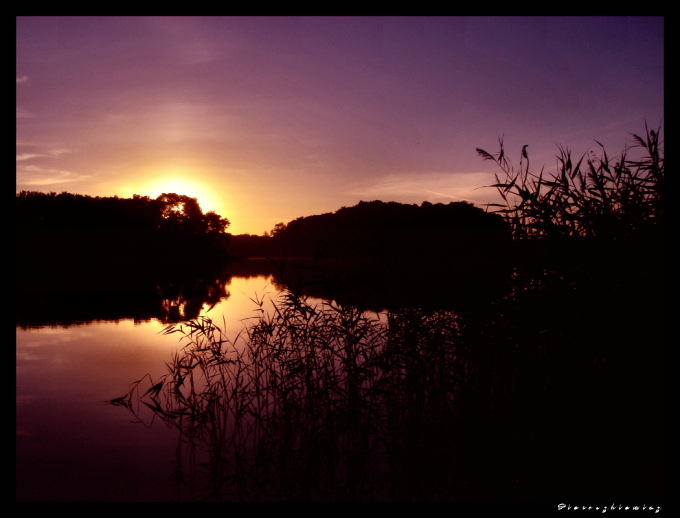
[16,274,283,502]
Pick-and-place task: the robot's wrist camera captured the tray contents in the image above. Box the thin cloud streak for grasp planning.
[16,108,33,118]
[346,170,499,206]
[16,153,46,161]
[18,164,89,187]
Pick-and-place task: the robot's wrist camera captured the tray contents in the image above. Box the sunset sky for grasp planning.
[16,16,664,235]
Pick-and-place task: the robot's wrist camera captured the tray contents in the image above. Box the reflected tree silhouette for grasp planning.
[15,264,234,328]
[16,191,233,327]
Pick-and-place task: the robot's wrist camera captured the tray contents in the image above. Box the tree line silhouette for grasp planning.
[16,190,517,318]
[15,191,513,320]
[230,199,509,258]
[16,191,231,294]
[229,200,513,310]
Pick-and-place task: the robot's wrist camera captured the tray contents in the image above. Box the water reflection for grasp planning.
[16,257,511,329]
[16,259,278,329]
[16,255,663,502]
[16,273,282,502]
[17,257,498,501]
[256,255,511,313]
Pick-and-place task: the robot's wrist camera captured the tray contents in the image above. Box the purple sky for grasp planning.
[16,16,664,235]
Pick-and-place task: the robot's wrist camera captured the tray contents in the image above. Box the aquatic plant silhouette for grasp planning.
[477,123,663,241]
[110,287,471,501]
[111,124,664,501]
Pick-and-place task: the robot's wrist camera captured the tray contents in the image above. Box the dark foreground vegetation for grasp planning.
[110,125,664,502]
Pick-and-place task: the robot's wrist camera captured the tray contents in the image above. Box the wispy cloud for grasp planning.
[47,147,78,156]
[16,164,90,187]
[16,107,33,118]
[15,146,78,160]
[346,171,498,205]
[16,153,45,161]
[16,75,29,84]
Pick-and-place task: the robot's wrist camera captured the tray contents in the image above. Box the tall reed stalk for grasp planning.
[477,123,663,241]
[111,290,466,501]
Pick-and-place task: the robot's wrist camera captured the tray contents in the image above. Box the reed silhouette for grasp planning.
[110,291,469,501]
[106,124,662,501]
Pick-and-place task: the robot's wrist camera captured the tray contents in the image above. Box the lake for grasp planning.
[16,271,288,502]
[16,256,664,502]
[17,255,480,502]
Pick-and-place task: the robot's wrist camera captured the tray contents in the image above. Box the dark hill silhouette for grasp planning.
[229,200,513,310]
[230,199,510,259]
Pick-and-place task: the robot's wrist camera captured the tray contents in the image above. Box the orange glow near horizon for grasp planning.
[140,176,214,209]
[116,172,267,235]
[132,174,232,222]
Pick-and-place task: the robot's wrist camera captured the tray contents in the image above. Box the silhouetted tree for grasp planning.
[16,191,232,293]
